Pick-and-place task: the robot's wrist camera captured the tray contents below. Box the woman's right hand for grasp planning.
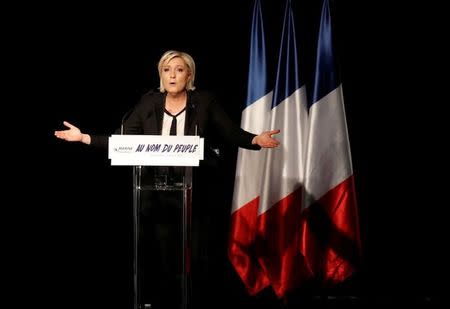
[54,121,91,144]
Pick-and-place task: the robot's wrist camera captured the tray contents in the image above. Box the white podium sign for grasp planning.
[108,135,204,166]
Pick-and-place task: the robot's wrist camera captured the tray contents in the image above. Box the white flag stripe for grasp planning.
[232,92,272,213]
[240,92,273,132]
[304,85,353,206]
[259,86,308,215]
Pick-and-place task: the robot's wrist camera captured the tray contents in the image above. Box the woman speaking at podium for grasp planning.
[55,50,280,308]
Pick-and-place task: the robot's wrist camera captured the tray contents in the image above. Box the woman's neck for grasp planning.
[165,91,187,114]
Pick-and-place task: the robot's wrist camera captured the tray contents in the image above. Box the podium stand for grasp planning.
[109,135,204,309]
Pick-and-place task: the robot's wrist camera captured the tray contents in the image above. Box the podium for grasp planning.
[109,135,204,309]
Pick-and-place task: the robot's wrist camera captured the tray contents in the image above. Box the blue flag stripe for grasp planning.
[312,0,339,104]
[246,0,269,107]
[272,0,303,109]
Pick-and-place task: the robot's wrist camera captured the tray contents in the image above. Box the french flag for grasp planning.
[229,0,312,297]
[300,0,361,283]
[228,0,272,295]
[256,0,310,297]
[229,0,361,298]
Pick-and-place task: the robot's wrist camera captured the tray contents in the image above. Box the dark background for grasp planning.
[9,0,446,308]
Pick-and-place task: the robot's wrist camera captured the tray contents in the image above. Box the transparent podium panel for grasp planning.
[133,166,192,309]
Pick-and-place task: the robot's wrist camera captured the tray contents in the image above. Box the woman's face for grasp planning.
[161,57,190,94]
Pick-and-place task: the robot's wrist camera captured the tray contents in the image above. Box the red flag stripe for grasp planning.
[228,197,270,295]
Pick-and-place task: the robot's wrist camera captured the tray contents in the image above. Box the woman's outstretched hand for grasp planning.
[253,129,281,148]
[54,121,91,144]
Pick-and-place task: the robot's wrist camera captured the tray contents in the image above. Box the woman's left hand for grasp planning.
[253,129,281,148]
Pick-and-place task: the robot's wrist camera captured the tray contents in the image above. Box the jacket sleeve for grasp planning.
[90,134,109,149]
[89,113,141,149]
[208,98,261,150]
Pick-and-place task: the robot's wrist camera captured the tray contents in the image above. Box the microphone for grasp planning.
[189,102,199,136]
[120,108,134,135]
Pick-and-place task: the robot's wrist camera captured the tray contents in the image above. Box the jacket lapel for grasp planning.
[154,93,165,134]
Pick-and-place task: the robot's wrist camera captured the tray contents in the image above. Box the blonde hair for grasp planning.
[158,50,196,92]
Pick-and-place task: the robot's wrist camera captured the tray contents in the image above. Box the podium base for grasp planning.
[133,166,192,309]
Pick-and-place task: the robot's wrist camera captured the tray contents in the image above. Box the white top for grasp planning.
[162,110,186,136]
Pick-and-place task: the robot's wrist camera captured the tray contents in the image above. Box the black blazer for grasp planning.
[91,89,260,151]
